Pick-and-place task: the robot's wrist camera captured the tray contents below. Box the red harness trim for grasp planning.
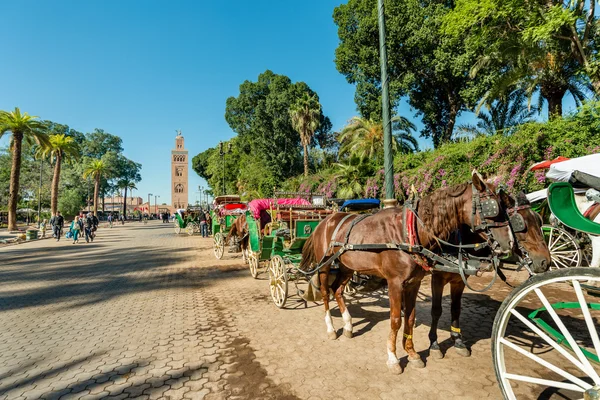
[584,202,600,219]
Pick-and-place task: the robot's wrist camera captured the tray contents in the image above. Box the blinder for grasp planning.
[480,199,500,218]
[509,213,526,233]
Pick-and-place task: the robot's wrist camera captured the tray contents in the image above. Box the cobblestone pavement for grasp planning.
[0,221,584,399]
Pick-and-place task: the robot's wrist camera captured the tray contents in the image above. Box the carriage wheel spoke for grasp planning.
[510,309,590,377]
[572,280,600,361]
[503,373,585,393]
[534,288,600,384]
[499,338,592,390]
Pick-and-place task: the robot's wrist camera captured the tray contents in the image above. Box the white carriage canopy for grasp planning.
[526,153,600,202]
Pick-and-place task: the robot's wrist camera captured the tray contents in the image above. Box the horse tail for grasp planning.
[299,234,316,271]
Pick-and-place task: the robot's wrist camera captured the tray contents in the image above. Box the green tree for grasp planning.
[334,157,374,199]
[290,93,322,176]
[456,89,538,138]
[225,70,332,182]
[0,108,49,231]
[338,116,418,162]
[444,0,596,119]
[334,0,493,147]
[83,159,110,214]
[36,134,80,215]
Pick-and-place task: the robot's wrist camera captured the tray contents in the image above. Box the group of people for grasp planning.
[47,211,99,244]
[107,213,125,227]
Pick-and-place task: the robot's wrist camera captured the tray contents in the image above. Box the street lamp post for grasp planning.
[148,193,152,217]
[378,0,396,208]
[218,142,231,195]
[37,158,43,226]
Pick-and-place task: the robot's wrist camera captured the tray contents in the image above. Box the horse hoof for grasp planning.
[327,331,338,340]
[454,346,471,357]
[387,363,403,375]
[429,348,444,360]
[343,329,353,339]
[408,358,425,368]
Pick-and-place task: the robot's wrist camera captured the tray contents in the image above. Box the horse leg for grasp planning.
[450,280,470,357]
[428,273,445,360]
[320,269,337,340]
[403,283,425,368]
[386,278,403,374]
[331,268,354,338]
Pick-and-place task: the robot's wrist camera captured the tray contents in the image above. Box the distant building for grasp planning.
[171,131,189,209]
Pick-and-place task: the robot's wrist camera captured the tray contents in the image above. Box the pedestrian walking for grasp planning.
[205,211,212,236]
[40,219,47,238]
[108,213,113,228]
[198,210,208,237]
[70,216,82,244]
[51,212,64,241]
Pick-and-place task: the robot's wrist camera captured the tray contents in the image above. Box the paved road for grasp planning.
[0,221,570,399]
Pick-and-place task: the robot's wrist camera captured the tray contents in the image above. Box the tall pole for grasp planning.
[148,193,152,216]
[87,177,91,212]
[378,0,395,207]
[37,158,43,225]
[155,195,159,216]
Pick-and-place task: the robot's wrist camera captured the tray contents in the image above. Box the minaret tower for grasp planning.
[171,130,188,209]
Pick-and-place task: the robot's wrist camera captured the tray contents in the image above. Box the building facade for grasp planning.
[171,131,189,209]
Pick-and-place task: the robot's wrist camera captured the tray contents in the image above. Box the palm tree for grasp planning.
[36,134,79,215]
[334,157,374,199]
[338,116,419,162]
[83,159,109,215]
[0,108,49,231]
[290,93,322,176]
[118,179,137,217]
[456,89,538,138]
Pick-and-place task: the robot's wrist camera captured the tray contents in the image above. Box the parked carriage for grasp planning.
[526,153,600,269]
[244,194,332,307]
[173,206,206,236]
[492,180,600,399]
[211,195,247,259]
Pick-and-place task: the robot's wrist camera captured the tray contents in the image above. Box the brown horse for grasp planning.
[299,172,515,374]
[428,190,551,359]
[228,214,250,262]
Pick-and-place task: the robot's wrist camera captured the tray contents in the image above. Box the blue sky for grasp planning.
[0,1,574,205]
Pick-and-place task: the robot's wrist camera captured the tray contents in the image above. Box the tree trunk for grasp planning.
[443,102,459,145]
[93,176,100,214]
[123,186,128,217]
[8,132,23,232]
[303,143,309,177]
[51,153,62,215]
[591,79,600,98]
[545,93,564,119]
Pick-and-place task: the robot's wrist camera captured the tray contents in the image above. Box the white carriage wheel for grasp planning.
[248,252,259,279]
[492,267,600,400]
[213,233,225,259]
[174,222,181,234]
[186,223,196,236]
[268,255,288,308]
[542,225,582,269]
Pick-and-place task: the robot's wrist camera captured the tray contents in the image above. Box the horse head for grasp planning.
[468,170,514,257]
[499,190,551,274]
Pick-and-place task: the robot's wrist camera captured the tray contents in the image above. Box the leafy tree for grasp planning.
[225,70,332,182]
[83,129,123,158]
[444,0,596,119]
[83,159,110,214]
[36,134,80,215]
[338,116,418,162]
[456,90,538,138]
[0,108,49,230]
[333,0,493,147]
[290,93,322,176]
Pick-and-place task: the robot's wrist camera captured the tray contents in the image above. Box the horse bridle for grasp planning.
[470,184,510,255]
[506,203,535,274]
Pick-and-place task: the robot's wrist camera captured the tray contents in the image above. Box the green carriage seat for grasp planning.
[548,182,600,236]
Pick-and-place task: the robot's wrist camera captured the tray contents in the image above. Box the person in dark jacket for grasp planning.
[84,212,98,243]
[51,211,64,241]
[198,210,208,237]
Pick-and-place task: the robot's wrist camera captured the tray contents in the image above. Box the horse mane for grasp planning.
[417,182,470,241]
[515,191,530,206]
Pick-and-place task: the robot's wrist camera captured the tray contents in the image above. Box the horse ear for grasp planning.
[471,169,487,192]
[499,188,515,208]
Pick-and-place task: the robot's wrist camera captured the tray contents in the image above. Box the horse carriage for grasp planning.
[526,153,600,269]
[211,195,247,259]
[173,206,206,236]
[242,193,332,308]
